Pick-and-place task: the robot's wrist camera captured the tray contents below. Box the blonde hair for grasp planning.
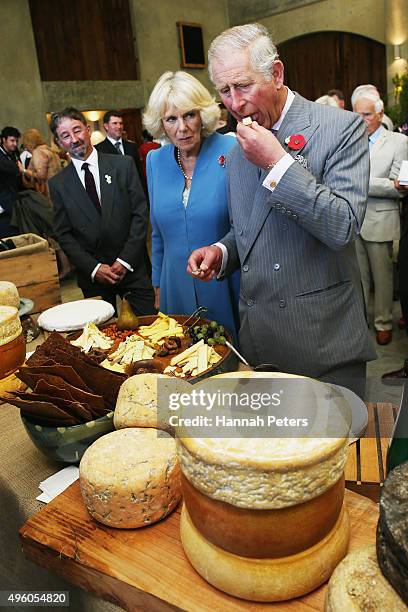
[21,128,46,151]
[143,71,220,139]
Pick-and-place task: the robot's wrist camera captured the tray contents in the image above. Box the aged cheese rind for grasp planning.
[180,502,350,602]
[114,373,174,432]
[0,281,19,309]
[379,461,408,568]
[325,545,407,611]
[0,306,22,347]
[79,428,181,528]
[178,441,348,509]
[377,520,408,606]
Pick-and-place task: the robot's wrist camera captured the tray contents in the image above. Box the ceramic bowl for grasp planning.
[21,412,115,464]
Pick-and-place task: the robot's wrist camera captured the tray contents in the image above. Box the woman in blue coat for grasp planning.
[143,71,239,338]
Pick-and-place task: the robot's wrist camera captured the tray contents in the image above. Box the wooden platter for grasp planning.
[20,484,378,611]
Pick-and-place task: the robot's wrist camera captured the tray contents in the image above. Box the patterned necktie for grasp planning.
[81,162,101,213]
[115,141,122,154]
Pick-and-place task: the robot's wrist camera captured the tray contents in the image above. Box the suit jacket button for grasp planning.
[273,263,280,271]
[243,264,249,272]
[279,299,286,308]
[247,299,254,307]
[281,206,286,213]
[238,228,243,235]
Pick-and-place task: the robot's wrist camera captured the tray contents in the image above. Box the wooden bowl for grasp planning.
[0,332,25,379]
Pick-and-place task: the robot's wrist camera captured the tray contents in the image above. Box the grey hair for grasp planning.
[208,23,278,83]
[352,90,384,113]
[351,84,378,108]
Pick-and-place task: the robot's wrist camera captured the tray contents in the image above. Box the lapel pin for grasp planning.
[218,155,226,167]
[105,174,112,184]
[284,134,306,150]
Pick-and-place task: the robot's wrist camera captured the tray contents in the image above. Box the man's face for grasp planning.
[2,136,19,154]
[56,117,92,160]
[212,49,285,129]
[354,98,383,135]
[104,116,124,140]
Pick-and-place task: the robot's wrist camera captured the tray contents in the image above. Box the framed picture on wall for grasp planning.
[177,21,206,68]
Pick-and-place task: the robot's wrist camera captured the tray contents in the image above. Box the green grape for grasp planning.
[193,325,200,333]
[210,320,218,329]
[218,335,226,345]
[196,333,204,340]
[207,338,216,346]
[217,325,225,334]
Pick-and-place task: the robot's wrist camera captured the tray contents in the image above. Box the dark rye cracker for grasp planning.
[17,364,91,392]
[6,396,78,424]
[10,391,89,423]
[34,379,101,420]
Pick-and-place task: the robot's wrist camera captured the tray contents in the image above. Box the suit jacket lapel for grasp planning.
[242,94,316,261]
[62,164,101,226]
[98,154,116,225]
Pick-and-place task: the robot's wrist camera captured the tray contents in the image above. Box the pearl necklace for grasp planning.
[177,148,193,181]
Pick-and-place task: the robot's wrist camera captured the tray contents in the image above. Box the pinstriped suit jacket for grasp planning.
[221,93,376,377]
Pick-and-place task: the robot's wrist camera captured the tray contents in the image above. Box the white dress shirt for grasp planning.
[215,88,296,275]
[107,136,124,154]
[71,148,133,280]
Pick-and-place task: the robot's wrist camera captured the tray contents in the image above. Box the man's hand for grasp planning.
[187,245,222,281]
[95,263,120,285]
[236,121,286,169]
[17,160,24,174]
[110,261,127,282]
[395,179,408,192]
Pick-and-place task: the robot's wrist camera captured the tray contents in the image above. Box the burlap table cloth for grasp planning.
[0,402,121,611]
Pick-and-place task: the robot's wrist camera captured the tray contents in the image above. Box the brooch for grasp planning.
[284,134,306,151]
[218,155,226,167]
[105,174,112,184]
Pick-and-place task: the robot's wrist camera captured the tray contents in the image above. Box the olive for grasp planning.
[196,333,204,340]
[210,320,218,329]
[201,325,208,334]
[217,325,225,333]
[207,338,216,346]
[218,335,226,345]
[194,325,200,333]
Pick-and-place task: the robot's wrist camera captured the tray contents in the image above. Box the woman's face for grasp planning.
[162,106,202,155]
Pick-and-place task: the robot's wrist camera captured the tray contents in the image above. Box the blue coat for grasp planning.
[147,132,239,337]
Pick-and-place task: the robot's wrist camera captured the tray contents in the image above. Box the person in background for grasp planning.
[49,107,155,315]
[351,84,394,131]
[95,110,147,195]
[315,94,339,107]
[18,128,71,279]
[327,88,345,109]
[139,129,160,179]
[143,71,239,338]
[353,92,407,346]
[0,126,23,238]
[187,23,376,398]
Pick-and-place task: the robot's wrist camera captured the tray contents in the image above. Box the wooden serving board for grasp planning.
[20,484,378,611]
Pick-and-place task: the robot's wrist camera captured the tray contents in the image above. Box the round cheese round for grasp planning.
[180,501,350,602]
[114,373,173,432]
[79,428,181,528]
[181,472,344,558]
[0,281,19,309]
[325,545,407,611]
[0,305,22,347]
[178,370,349,509]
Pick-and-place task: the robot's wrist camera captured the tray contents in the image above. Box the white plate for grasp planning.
[37,300,115,332]
[329,383,369,443]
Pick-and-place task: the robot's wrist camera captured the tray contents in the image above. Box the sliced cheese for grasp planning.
[79,428,181,528]
[0,305,22,347]
[0,281,19,309]
[170,339,204,366]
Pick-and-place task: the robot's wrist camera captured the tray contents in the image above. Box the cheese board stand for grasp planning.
[19,483,378,611]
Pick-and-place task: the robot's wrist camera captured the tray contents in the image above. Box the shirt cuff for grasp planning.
[262,153,295,192]
[91,263,101,281]
[117,258,134,272]
[213,242,228,278]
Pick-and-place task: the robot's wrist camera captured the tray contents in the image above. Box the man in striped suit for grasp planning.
[187,23,376,398]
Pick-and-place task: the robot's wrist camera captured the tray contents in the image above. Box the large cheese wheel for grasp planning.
[0,281,19,309]
[325,545,407,611]
[181,472,344,558]
[180,502,350,602]
[178,371,349,509]
[114,373,173,432]
[79,428,181,528]
[0,306,24,379]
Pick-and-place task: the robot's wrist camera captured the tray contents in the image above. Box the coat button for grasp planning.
[281,206,286,213]
[247,299,254,307]
[242,264,249,272]
[238,228,243,235]
[273,263,280,271]
[279,299,286,308]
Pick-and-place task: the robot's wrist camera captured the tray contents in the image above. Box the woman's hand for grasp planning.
[154,287,160,310]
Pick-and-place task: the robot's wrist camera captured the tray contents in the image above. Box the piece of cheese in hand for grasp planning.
[79,428,181,528]
[242,116,253,126]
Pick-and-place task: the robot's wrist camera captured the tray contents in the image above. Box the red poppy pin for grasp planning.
[218,155,226,167]
[284,134,306,151]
